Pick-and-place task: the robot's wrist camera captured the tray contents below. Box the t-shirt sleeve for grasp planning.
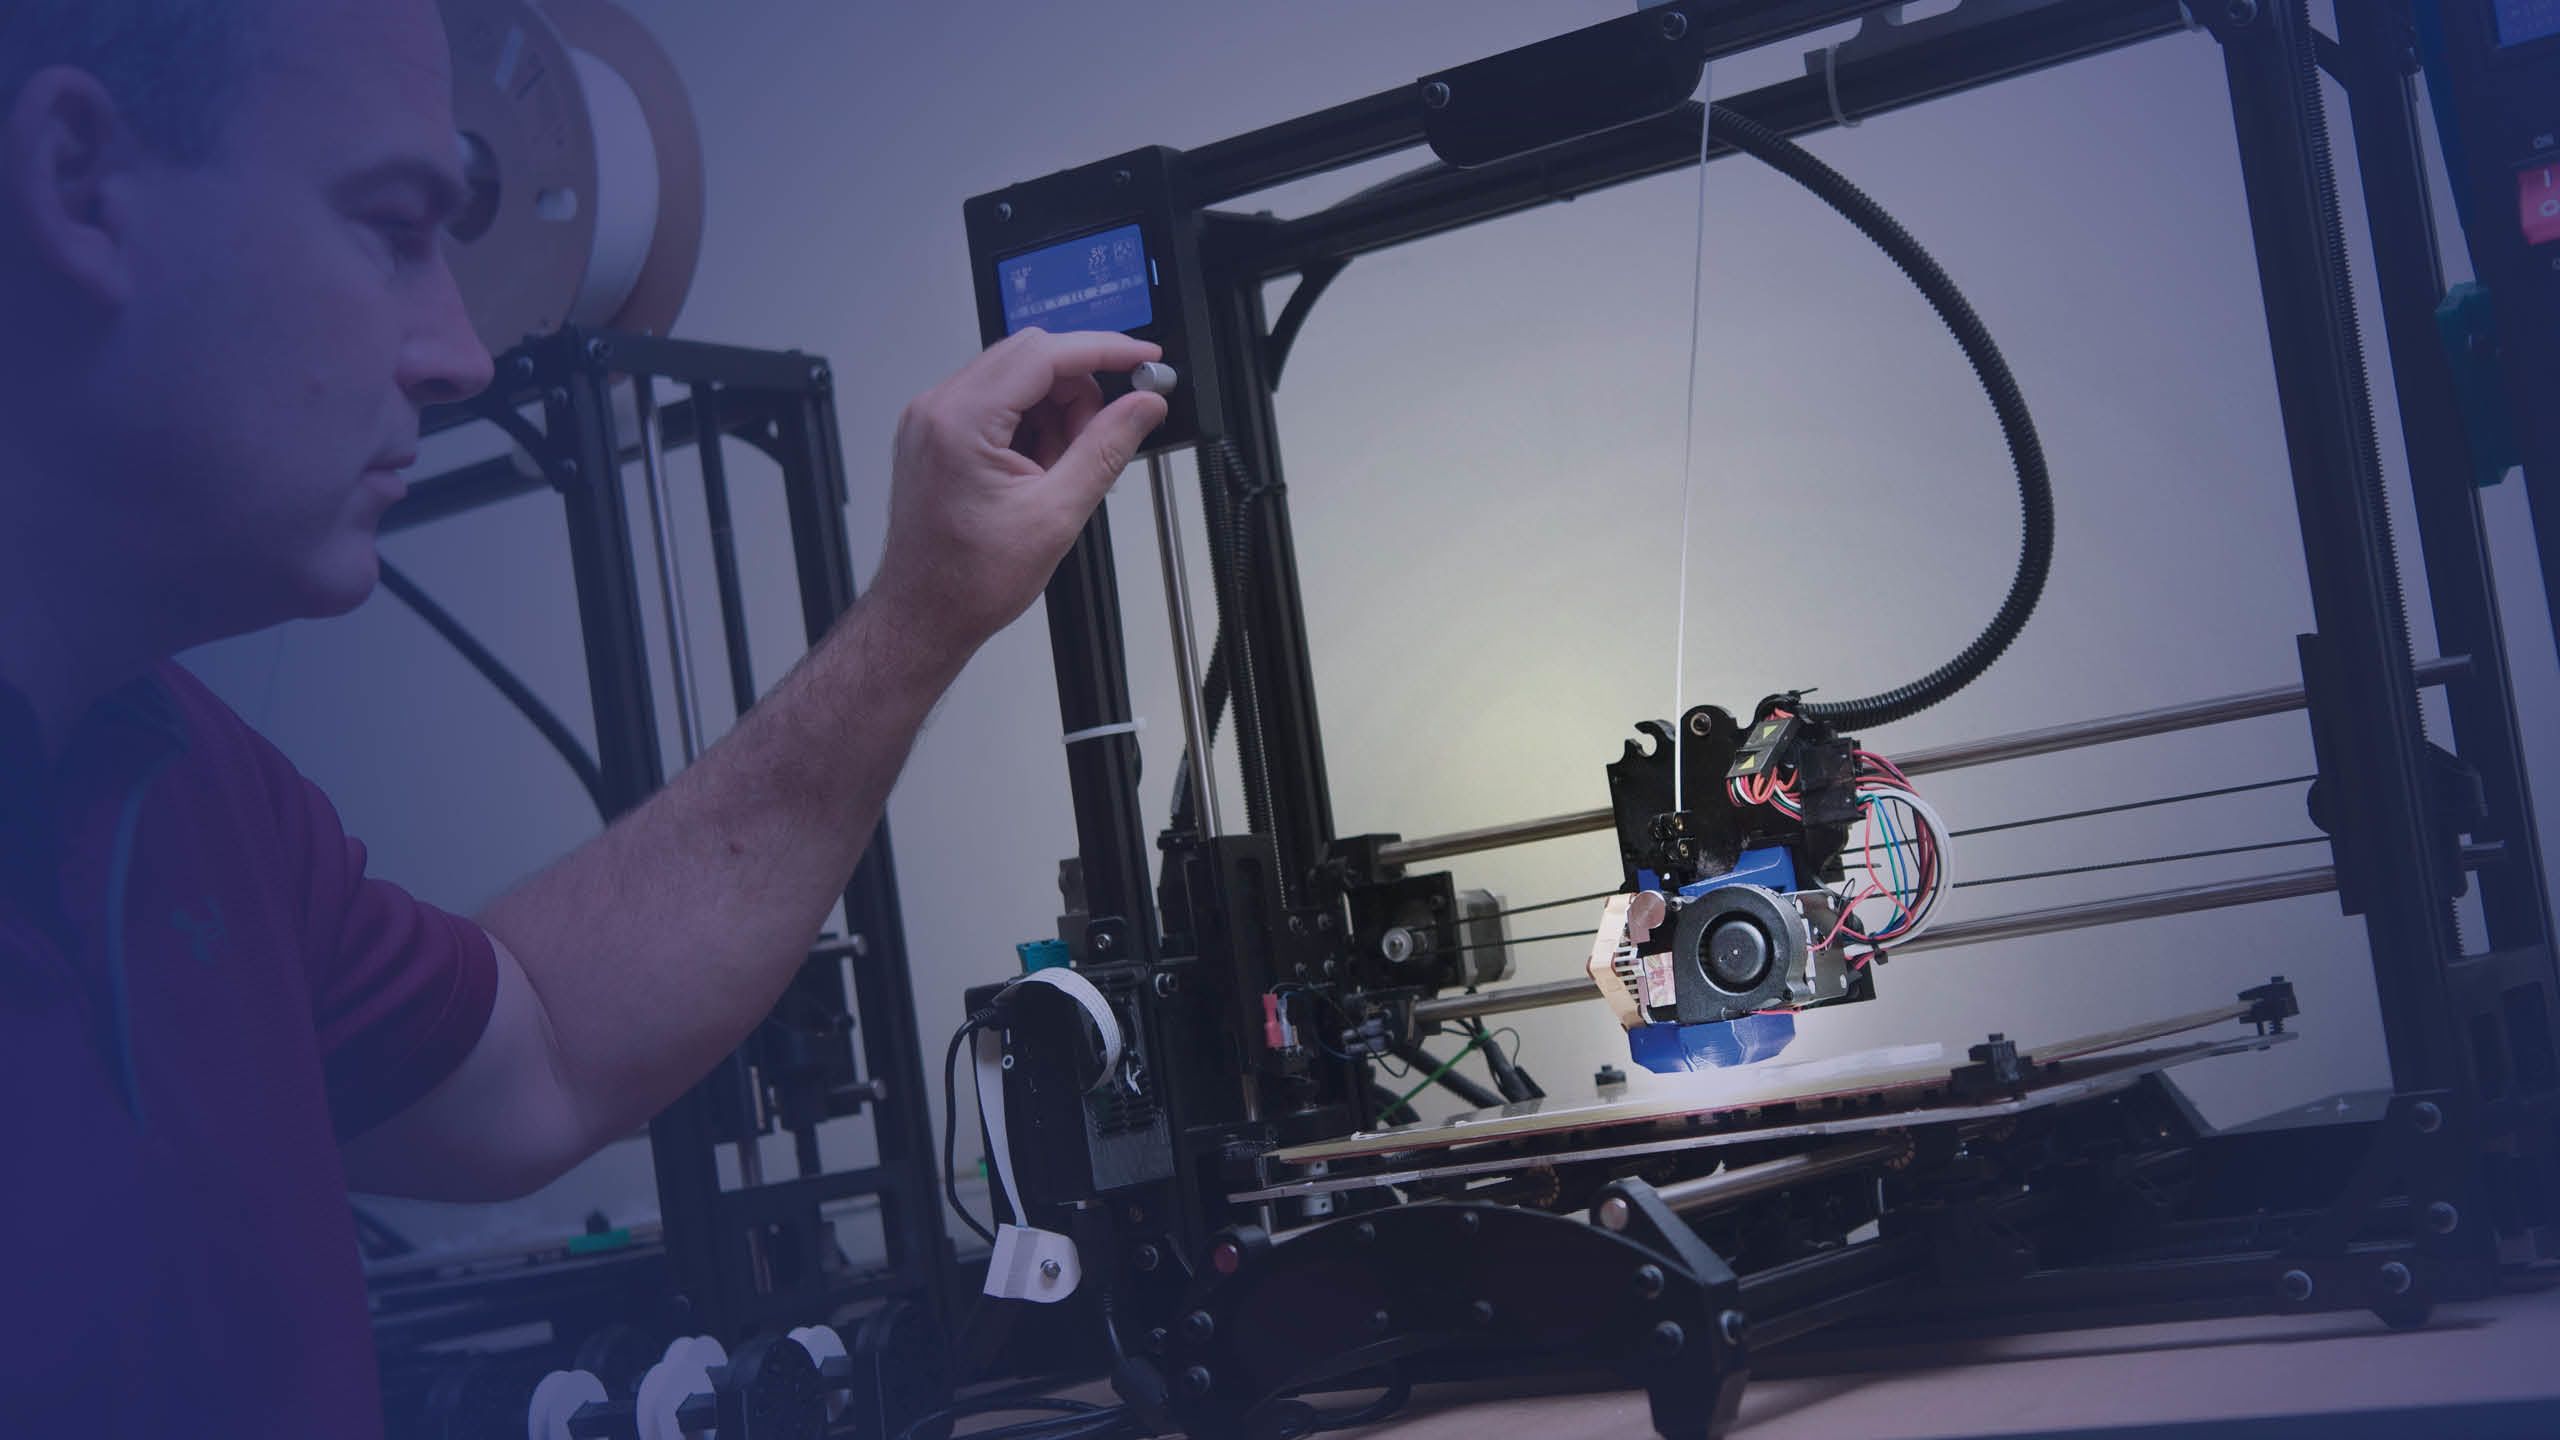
[263,755,500,1142]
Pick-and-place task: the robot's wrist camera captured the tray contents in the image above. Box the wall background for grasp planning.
[184,0,2560,1259]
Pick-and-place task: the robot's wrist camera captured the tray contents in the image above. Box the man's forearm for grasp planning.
[476,589,967,1150]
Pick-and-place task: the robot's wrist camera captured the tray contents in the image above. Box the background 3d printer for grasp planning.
[177,0,2560,1258]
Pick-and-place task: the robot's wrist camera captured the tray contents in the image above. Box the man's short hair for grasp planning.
[0,0,264,164]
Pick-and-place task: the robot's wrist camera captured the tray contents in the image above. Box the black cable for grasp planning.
[1952,774,2319,841]
[1943,836,2331,890]
[1478,886,1623,922]
[1705,103,2052,732]
[1450,926,1591,954]
[377,559,611,818]
[942,1013,997,1247]
[1266,260,1348,386]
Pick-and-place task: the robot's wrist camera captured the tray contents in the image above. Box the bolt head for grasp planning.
[1370,1308,1392,1332]
[1650,1320,1686,1355]
[2279,1268,2315,1302]
[1598,1197,1633,1232]
[2378,1261,2413,1296]
[1183,1310,1215,1341]
[1718,1310,1747,1345]
[1134,1244,1161,1273]
[2412,1102,2443,1134]
[995,201,1015,222]
[1459,1210,1481,1235]
[1182,1366,1213,1397]
[1634,1263,1665,1300]
[1470,1300,1495,1326]
[1153,972,1177,997]
[1354,1221,1377,1244]
[584,337,611,364]
[1659,10,1689,39]
[2427,1201,2460,1235]
[1040,1258,1062,1280]
[1423,81,1452,109]
[2225,0,2257,21]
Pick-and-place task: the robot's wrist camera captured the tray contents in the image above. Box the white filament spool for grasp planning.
[564,48,660,326]
[441,0,705,354]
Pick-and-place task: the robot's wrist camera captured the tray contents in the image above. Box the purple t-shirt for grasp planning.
[0,664,498,1438]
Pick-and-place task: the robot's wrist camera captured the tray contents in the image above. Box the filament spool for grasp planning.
[440,0,706,354]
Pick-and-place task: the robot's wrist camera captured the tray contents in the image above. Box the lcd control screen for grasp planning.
[998,223,1154,336]
[2493,0,2560,48]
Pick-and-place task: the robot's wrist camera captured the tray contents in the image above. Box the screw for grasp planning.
[1182,1366,1213,1397]
[584,337,611,364]
[2377,1262,2413,1296]
[1318,914,1338,934]
[2225,0,2257,21]
[1354,1221,1377,1244]
[1650,1321,1685,1355]
[1000,1053,1015,1071]
[1597,1197,1632,1232]
[1370,1309,1392,1333]
[995,201,1014,222]
[1114,168,1133,186]
[1183,1310,1215,1341]
[1154,972,1178,998]
[1459,1211,1481,1236]
[1659,10,1689,39]
[1470,1300,1495,1326]
[2412,1102,2443,1134]
[1148,1327,1169,1348]
[1288,916,1308,936]
[1690,712,1714,737]
[555,458,580,482]
[508,354,536,385]
[1718,1310,1747,1346]
[1634,1264,1665,1299]
[2279,1269,2314,1302]
[808,364,831,389]
[1040,1258,1062,1280]
[2427,1201,2460,1235]
[1423,81,1452,109]
[1134,1244,1161,1273]
[1094,931,1116,952]
[547,387,571,409]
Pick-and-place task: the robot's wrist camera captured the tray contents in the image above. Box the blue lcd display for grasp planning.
[997,223,1154,336]
[2495,0,2560,47]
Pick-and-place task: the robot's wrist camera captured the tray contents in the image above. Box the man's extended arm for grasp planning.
[341,329,1167,1199]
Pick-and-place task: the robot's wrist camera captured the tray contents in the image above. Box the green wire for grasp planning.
[1383,1035,1488,1120]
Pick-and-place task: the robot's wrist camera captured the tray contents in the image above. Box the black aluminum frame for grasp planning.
[994,0,2559,1431]
[384,329,952,1347]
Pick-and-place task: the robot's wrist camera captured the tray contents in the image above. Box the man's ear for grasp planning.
[0,66,144,309]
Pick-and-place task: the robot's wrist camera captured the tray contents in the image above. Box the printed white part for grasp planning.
[983,1221,1083,1303]
[1131,361,1179,394]
[788,1326,851,1421]
[527,1370,607,1440]
[965,967,1127,1305]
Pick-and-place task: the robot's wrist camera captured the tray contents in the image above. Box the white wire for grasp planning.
[1671,68,1716,813]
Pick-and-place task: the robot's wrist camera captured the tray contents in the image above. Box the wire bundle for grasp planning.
[1727,743,1953,964]
[1824,751,1953,962]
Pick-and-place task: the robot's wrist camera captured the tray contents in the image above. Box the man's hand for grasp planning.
[870,329,1171,655]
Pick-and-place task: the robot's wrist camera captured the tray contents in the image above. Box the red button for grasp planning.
[2525,164,2560,247]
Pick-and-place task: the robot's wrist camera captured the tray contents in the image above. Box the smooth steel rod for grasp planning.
[1413,865,2343,1026]
[1376,657,2467,867]
[1149,452,1222,838]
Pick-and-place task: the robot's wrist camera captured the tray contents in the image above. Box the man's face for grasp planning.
[98,0,493,631]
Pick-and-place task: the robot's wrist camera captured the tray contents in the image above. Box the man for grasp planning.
[0,0,1166,1433]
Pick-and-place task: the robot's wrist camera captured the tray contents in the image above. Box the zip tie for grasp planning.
[1822,44,1861,130]
[1062,718,1145,746]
